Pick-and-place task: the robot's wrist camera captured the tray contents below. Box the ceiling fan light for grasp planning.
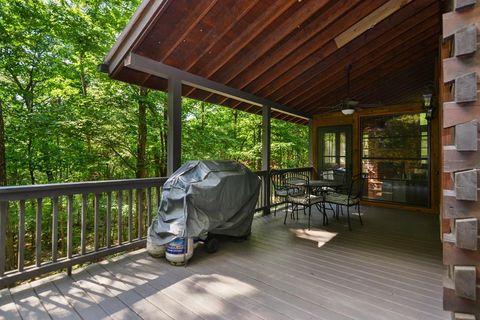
[341,108,355,115]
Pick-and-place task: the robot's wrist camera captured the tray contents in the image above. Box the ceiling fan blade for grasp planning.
[326,102,343,111]
[357,103,383,108]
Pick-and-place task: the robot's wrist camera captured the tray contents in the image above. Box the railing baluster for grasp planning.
[18,200,25,271]
[147,187,152,227]
[138,189,143,239]
[94,194,100,251]
[117,191,123,245]
[0,177,169,287]
[81,194,87,255]
[156,186,161,211]
[36,198,42,267]
[128,190,133,242]
[0,201,7,276]
[106,192,111,248]
[52,197,59,262]
[67,195,73,260]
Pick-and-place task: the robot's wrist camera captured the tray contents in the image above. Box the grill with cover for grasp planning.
[147,160,261,250]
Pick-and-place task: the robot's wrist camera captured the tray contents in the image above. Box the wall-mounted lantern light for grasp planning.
[423,93,433,121]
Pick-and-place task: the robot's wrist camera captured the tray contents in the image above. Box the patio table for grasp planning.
[309,179,343,189]
[286,179,338,226]
[290,179,343,194]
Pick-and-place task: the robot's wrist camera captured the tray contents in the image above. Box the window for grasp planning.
[361,113,430,207]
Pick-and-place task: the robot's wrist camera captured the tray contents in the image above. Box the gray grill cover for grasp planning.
[147,160,261,246]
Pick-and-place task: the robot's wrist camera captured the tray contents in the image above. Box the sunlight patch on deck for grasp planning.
[289,228,337,247]
[161,274,258,318]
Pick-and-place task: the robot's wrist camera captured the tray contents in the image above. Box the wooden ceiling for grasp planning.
[105,0,442,124]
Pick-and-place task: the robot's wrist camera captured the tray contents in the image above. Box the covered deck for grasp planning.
[0,206,448,320]
[1,0,479,318]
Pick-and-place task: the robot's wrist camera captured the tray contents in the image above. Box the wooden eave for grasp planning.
[104,0,442,125]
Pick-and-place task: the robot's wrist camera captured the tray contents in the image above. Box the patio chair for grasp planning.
[323,173,367,230]
[320,168,347,193]
[270,171,301,216]
[285,174,327,229]
[333,168,347,190]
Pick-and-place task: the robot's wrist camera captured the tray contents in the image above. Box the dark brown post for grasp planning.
[441,1,480,318]
[262,106,271,215]
[308,119,314,178]
[167,77,182,176]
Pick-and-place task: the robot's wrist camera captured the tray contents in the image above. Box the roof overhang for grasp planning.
[103,0,442,124]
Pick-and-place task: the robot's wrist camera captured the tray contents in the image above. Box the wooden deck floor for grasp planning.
[0,206,449,320]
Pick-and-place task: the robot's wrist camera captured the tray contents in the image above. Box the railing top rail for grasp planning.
[0,177,168,201]
[0,167,312,201]
[0,166,310,287]
[270,167,313,174]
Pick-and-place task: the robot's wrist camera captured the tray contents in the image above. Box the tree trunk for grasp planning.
[201,102,205,132]
[160,103,168,176]
[233,110,238,139]
[0,101,6,186]
[27,138,35,185]
[79,52,88,97]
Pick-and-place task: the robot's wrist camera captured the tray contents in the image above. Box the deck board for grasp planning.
[9,284,50,320]
[0,289,21,319]
[86,263,173,320]
[53,275,112,320]
[70,267,142,320]
[34,281,83,320]
[0,206,450,320]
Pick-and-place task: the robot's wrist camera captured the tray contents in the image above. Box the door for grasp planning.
[317,125,352,181]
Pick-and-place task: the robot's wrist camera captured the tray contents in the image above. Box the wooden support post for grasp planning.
[442,2,480,317]
[262,105,271,215]
[167,77,182,176]
[308,119,314,168]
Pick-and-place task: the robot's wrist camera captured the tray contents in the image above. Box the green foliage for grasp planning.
[182,101,308,171]
[0,0,309,272]
[0,0,308,187]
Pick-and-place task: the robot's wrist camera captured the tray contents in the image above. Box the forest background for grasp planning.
[0,0,308,189]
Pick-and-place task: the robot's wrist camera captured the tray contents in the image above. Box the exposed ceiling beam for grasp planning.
[334,0,413,48]
[124,53,310,120]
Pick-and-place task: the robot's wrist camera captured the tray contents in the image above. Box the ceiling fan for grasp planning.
[332,64,358,115]
[328,64,380,115]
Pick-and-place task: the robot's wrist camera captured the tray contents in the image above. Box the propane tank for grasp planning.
[165,237,194,265]
[146,238,165,258]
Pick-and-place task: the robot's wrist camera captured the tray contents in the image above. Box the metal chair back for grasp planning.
[348,173,367,201]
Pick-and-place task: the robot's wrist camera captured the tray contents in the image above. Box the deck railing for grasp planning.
[0,167,312,288]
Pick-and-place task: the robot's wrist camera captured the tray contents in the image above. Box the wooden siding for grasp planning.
[441,1,480,318]
[0,206,448,320]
